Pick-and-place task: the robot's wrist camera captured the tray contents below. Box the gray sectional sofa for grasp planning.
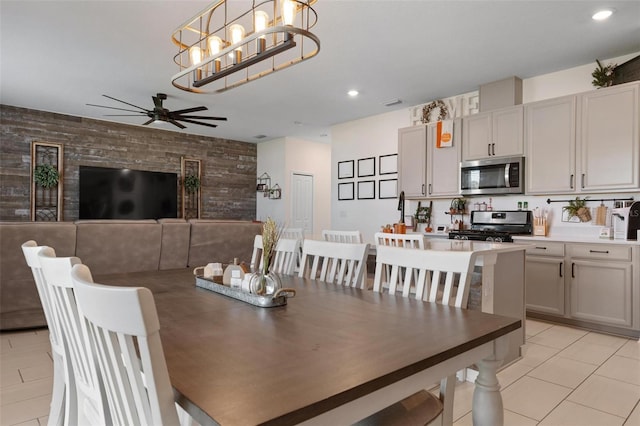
[0,219,262,331]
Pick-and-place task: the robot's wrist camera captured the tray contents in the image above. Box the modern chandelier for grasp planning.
[171,0,319,94]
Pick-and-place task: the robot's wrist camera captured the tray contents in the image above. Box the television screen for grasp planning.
[79,166,178,220]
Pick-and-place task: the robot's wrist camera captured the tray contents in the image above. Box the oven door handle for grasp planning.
[504,163,511,188]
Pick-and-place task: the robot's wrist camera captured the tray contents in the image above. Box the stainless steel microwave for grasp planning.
[460,156,524,195]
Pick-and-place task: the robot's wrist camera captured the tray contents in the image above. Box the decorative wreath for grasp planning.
[421,100,449,123]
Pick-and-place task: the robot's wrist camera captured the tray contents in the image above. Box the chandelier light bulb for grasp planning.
[281,0,296,25]
[189,46,203,66]
[255,11,269,53]
[207,36,223,73]
[229,24,245,64]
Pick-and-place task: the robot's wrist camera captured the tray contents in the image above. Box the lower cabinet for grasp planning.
[519,240,639,336]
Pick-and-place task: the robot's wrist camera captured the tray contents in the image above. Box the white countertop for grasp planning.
[512,235,640,246]
[424,238,529,254]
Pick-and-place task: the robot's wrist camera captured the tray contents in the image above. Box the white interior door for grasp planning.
[291,173,313,235]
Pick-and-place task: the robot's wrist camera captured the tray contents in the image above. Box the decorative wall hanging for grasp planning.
[338,160,354,179]
[257,172,271,192]
[338,182,354,201]
[421,100,449,123]
[357,181,375,200]
[181,157,202,219]
[378,154,397,175]
[31,141,63,221]
[357,157,375,178]
[378,179,398,199]
[268,183,282,199]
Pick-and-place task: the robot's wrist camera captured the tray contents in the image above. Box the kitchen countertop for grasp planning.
[512,235,640,246]
[425,238,529,254]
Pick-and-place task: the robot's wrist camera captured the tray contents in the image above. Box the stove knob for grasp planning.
[486,237,494,242]
[462,235,469,240]
[495,237,503,242]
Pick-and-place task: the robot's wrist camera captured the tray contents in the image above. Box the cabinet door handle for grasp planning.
[559,262,563,278]
[571,262,575,278]
[492,143,496,156]
[589,249,609,254]
[421,184,425,195]
[581,173,585,189]
[428,183,432,195]
[488,144,491,156]
[534,246,547,250]
[570,174,574,189]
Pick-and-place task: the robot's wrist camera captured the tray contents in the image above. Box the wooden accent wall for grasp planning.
[0,105,257,221]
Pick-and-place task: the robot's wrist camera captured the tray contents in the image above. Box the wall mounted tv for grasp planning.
[79,166,178,220]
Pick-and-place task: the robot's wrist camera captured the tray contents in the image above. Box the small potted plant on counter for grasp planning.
[565,196,591,222]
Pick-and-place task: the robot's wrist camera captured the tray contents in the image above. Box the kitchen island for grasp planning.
[423,238,529,367]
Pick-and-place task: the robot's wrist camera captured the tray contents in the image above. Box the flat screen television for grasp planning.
[79,166,178,220]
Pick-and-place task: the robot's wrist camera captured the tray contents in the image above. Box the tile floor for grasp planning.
[1,320,639,425]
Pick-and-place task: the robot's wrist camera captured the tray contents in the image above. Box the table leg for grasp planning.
[471,336,507,426]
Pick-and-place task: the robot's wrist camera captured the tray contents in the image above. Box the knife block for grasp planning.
[533,220,547,236]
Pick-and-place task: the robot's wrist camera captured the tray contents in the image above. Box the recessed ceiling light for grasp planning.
[592,9,613,20]
[347,90,359,97]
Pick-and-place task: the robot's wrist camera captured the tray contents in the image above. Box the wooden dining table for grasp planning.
[99,268,521,426]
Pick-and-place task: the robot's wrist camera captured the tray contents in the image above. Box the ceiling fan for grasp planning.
[86,93,227,129]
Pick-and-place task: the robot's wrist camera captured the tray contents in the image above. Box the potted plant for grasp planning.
[33,164,59,188]
[414,206,431,232]
[184,174,200,193]
[592,59,616,88]
[565,196,591,222]
[450,198,466,214]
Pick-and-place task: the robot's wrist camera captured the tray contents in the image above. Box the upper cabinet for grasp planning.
[398,119,461,199]
[462,105,523,161]
[579,82,639,192]
[525,95,577,194]
[526,82,639,194]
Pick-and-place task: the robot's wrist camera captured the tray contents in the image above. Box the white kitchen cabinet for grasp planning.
[579,82,639,192]
[426,119,461,198]
[525,96,577,194]
[462,105,523,161]
[525,82,639,194]
[524,243,565,315]
[568,243,633,327]
[398,120,461,199]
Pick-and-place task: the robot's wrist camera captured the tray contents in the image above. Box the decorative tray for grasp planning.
[195,276,295,308]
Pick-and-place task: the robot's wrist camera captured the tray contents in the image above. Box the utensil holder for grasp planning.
[533,220,547,236]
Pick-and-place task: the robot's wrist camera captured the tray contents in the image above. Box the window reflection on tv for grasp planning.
[79,166,178,220]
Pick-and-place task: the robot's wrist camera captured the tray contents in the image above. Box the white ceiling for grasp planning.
[1,1,639,144]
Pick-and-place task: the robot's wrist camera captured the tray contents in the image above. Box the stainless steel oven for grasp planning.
[460,156,524,196]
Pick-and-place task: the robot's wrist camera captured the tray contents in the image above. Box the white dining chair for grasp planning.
[70,263,182,426]
[298,239,369,288]
[374,232,427,290]
[37,248,109,426]
[280,227,304,240]
[367,245,477,425]
[321,229,363,243]
[270,238,302,275]
[21,241,69,426]
[249,234,263,272]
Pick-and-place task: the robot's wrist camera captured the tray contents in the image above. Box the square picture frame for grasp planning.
[378,179,398,199]
[357,180,375,200]
[338,182,354,200]
[338,160,354,179]
[379,154,398,175]
[357,157,375,177]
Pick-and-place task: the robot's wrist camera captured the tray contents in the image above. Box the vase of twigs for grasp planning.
[250,218,282,295]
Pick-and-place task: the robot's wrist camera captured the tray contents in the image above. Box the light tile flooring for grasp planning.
[1,320,639,425]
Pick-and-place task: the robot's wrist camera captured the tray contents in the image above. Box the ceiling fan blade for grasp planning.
[102,94,149,112]
[86,104,147,114]
[104,114,151,117]
[170,106,208,115]
[173,115,228,121]
[168,119,186,129]
[142,118,155,125]
[177,118,218,128]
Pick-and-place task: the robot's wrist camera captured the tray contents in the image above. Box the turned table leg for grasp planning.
[472,336,508,426]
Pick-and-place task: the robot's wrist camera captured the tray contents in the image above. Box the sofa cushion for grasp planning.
[0,222,77,330]
[75,221,162,275]
[187,220,262,268]
[158,219,191,270]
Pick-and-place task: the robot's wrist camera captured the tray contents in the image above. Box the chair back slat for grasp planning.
[321,229,363,243]
[373,232,426,249]
[373,245,475,307]
[299,239,369,288]
[71,264,180,426]
[250,234,263,271]
[270,238,301,275]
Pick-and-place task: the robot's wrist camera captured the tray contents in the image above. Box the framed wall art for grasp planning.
[338,160,354,179]
[338,182,354,200]
[379,154,397,175]
[378,179,398,199]
[357,157,375,177]
[357,180,375,200]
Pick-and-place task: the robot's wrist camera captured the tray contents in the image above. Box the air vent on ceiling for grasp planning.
[254,134,268,139]
[383,98,402,107]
